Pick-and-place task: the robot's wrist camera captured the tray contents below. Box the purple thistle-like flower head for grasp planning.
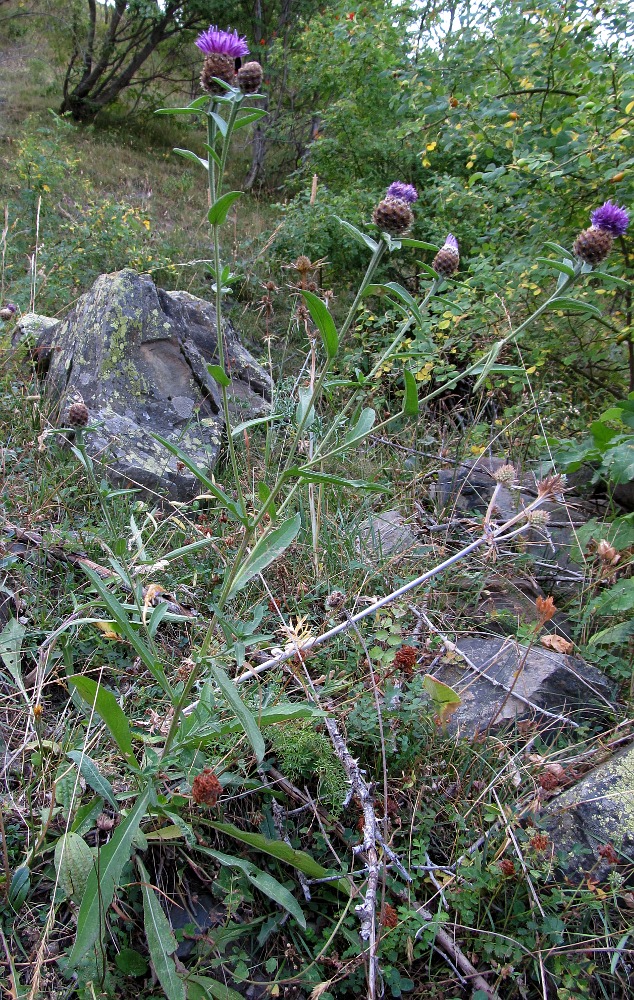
[444,233,459,251]
[386,181,418,204]
[590,201,629,237]
[196,25,250,58]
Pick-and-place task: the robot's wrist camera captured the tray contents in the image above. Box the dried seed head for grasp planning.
[597,843,619,864]
[493,463,517,488]
[381,903,399,928]
[530,833,550,851]
[372,197,413,235]
[237,60,263,93]
[526,509,550,529]
[536,595,556,625]
[325,590,346,610]
[596,538,618,563]
[68,402,89,428]
[499,858,516,877]
[393,645,417,670]
[294,255,313,274]
[536,473,567,501]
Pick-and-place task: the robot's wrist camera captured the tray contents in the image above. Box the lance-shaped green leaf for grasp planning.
[207,363,230,387]
[209,111,228,137]
[137,858,185,1000]
[417,260,440,279]
[227,513,301,599]
[472,341,503,392]
[153,434,247,524]
[546,297,602,317]
[301,289,338,358]
[68,788,150,966]
[543,240,573,257]
[203,142,221,168]
[207,660,265,763]
[155,96,208,115]
[291,467,388,492]
[344,407,376,446]
[187,974,244,1000]
[79,565,170,694]
[231,413,284,437]
[203,820,350,894]
[67,675,138,769]
[295,385,315,429]
[234,108,268,129]
[365,282,426,331]
[257,481,277,520]
[195,847,306,927]
[67,750,118,810]
[335,216,378,251]
[535,257,575,277]
[208,191,241,225]
[592,271,632,289]
[403,369,419,417]
[173,148,208,171]
[398,238,440,252]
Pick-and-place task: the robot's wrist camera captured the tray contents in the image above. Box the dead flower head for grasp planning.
[536,473,567,502]
[536,595,556,625]
[493,463,517,488]
[191,768,222,807]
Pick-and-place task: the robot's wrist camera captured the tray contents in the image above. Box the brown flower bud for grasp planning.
[68,402,89,428]
[237,61,263,94]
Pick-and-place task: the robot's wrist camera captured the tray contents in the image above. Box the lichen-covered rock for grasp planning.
[41,269,271,500]
[541,742,634,878]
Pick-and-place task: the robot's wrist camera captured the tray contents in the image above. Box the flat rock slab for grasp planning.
[357,509,424,559]
[435,636,613,734]
[24,269,271,500]
[541,741,634,878]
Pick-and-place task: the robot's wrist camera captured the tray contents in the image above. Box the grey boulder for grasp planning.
[31,269,271,499]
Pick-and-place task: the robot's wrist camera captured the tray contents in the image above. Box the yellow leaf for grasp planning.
[426,141,437,151]
[142,219,151,230]
[142,583,166,626]
[626,100,634,115]
[526,365,536,374]
[562,23,574,32]
[94,621,125,641]
[42,184,50,192]
[423,674,461,724]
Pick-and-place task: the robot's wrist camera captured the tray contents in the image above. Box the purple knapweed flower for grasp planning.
[590,200,629,237]
[196,26,250,58]
[386,182,418,204]
[444,233,459,252]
